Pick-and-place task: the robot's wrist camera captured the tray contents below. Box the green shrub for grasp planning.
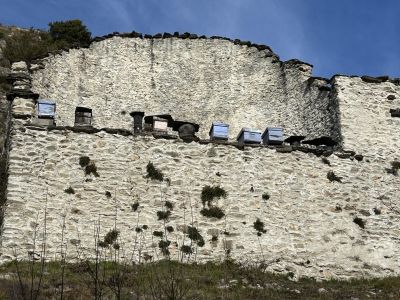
[49,19,91,48]
[321,157,331,166]
[135,227,142,233]
[254,218,267,236]
[3,29,56,63]
[201,185,227,206]
[262,193,270,200]
[180,245,192,254]
[388,161,400,175]
[131,202,140,212]
[200,207,225,219]
[391,161,400,170]
[85,162,99,177]
[211,235,218,242]
[146,162,164,181]
[353,217,365,229]
[79,156,90,167]
[98,241,108,248]
[64,186,75,194]
[153,231,163,237]
[157,210,171,221]
[98,229,119,248]
[165,201,173,210]
[142,225,148,230]
[105,191,112,198]
[327,171,342,183]
[104,229,119,245]
[158,240,171,256]
[187,226,204,247]
[166,226,174,233]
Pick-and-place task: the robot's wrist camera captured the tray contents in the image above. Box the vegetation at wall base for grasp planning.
[1,260,400,299]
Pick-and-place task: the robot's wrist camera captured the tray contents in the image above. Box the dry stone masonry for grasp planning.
[0,33,400,280]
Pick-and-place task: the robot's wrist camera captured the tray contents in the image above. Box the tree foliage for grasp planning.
[49,19,91,48]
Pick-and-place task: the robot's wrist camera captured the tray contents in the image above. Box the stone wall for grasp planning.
[30,37,338,141]
[334,76,400,160]
[1,34,400,281]
[1,124,399,280]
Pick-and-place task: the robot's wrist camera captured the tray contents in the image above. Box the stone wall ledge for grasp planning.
[25,31,400,86]
[22,124,364,160]
[29,32,285,71]
[331,74,400,86]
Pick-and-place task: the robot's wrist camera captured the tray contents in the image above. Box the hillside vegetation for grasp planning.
[0,260,399,300]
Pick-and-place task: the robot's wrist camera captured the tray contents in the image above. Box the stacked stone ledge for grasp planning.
[7,62,38,120]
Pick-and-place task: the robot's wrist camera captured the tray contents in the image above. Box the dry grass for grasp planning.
[0,260,399,299]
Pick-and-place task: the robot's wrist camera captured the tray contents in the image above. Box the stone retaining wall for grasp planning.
[1,125,399,280]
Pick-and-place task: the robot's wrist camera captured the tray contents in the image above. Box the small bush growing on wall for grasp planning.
[321,157,331,166]
[104,229,119,245]
[131,202,140,212]
[153,231,163,237]
[165,201,173,210]
[79,156,99,177]
[254,218,267,236]
[200,185,227,219]
[386,161,400,176]
[64,186,75,194]
[98,229,119,248]
[79,156,90,167]
[262,193,270,200]
[135,227,142,233]
[158,240,171,256]
[391,161,400,170]
[146,162,164,181]
[201,185,227,206]
[180,245,192,254]
[105,191,112,198]
[327,171,342,183]
[166,226,174,233]
[353,217,365,229]
[85,162,99,177]
[187,226,205,247]
[200,207,225,219]
[157,210,171,221]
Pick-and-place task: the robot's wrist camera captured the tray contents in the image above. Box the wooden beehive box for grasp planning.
[262,127,284,145]
[236,128,262,144]
[209,122,229,140]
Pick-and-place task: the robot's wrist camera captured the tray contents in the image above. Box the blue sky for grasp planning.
[1,0,399,78]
